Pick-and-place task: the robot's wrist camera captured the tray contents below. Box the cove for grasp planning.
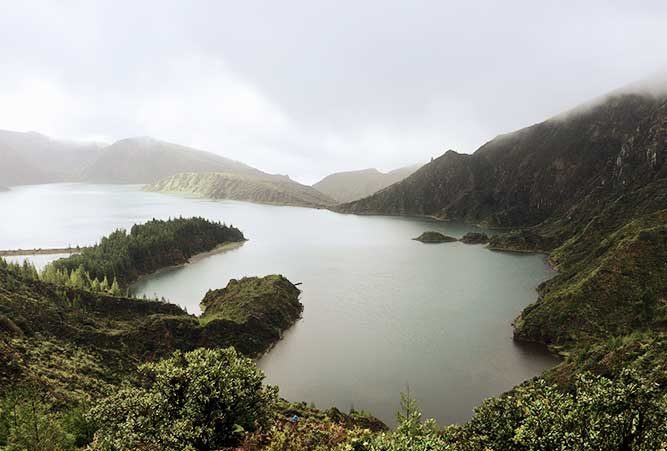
[0,183,559,425]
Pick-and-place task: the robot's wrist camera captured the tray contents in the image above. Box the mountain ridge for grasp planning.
[339,90,667,228]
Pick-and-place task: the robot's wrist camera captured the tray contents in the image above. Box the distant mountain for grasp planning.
[0,130,103,186]
[312,164,420,203]
[146,172,336,208]
[81,137,271,184]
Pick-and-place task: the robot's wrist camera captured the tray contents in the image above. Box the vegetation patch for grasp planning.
[45,217,244,289]
[459,232,489,244]
[413,231,457,243]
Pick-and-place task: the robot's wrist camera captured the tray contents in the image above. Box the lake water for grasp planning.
[0,184,559,425]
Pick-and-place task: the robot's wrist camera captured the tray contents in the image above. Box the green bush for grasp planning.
[454,369,667,450]
[89,347,278,450]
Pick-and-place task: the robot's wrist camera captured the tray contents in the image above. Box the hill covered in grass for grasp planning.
[145,171,336,208]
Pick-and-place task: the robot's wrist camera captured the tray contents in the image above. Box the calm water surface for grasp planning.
[0,184,559,425]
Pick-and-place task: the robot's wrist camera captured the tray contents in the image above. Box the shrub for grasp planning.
[89,347,278,450]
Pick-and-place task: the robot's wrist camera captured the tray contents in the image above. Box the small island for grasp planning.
[413,231,458,243]
[460,232,489,244]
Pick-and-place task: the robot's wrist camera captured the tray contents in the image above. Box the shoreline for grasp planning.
[188,240,247,265]
[0,246,88,257]
[129,240,247,292]
[146,188,333,210]
[486,246,551,255]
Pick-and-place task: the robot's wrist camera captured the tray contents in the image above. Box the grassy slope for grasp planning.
[0,269,302,403]
[145,172,336,208]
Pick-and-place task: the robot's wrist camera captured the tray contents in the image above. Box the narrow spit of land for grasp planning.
[0,246,86,256]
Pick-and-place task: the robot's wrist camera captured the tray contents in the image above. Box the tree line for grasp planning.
[0,217,244,296]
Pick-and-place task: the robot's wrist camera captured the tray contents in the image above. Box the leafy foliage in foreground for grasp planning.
[0,385,94,450]
[215,363,667,450]
[90,348,277,450]
[450,368,667,451]
[46,217,244,287]
[1,343,665,450]
[0,265,301,403]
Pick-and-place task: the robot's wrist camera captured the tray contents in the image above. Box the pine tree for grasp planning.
[69,265,88,289]
[90,278,101,292]
[99,276,109,292]
[396,386,422,437]
[109,277,121,296]
[21,260,39,280]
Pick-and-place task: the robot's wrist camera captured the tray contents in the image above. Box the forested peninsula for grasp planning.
[43,217,245,292]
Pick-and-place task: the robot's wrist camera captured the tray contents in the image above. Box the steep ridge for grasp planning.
[312,164,420,203]
[340,86,667,348]
[340,92,666,228]
[81,137,270,184]
[146,171,336,208]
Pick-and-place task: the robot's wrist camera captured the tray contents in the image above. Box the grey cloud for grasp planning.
[1,0,666,183]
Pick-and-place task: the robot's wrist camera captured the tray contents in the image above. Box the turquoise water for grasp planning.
[0,183,559,425]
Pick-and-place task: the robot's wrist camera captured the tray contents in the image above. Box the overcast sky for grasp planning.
[1,1,666,183]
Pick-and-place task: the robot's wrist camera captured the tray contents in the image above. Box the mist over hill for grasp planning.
[0,129,104,185]
[0,133,284,187]
[339,83,667,228]
[81,137,272,184]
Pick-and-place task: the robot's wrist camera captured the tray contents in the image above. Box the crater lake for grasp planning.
[0,183,559,425]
